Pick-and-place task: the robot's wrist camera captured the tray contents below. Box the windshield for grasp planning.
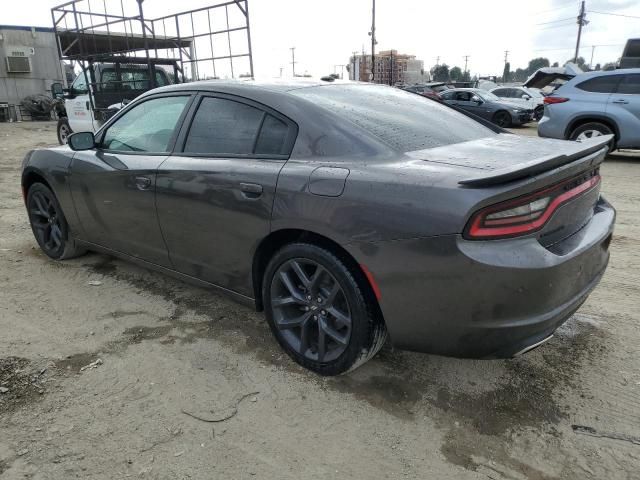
[478,91,499,101]
[292,84,495,152]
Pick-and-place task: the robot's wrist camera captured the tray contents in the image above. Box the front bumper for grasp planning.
[347,197,615,358]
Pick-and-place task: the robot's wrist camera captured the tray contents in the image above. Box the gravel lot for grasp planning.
[1,121,639,480]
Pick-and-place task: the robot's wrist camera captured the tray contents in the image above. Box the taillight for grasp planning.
[465,173,600,240]
[543,96,569,104]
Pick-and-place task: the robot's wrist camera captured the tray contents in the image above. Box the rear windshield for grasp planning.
[291,84,495,152]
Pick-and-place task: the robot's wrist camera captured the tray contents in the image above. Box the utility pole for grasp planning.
[574,1,588,63]
[290,47,297,76]
[590,45,596,69]
[436,56,440,65]
[389,50,394,86]
[463,55,470,75]
[504,50,509,65]
[352,50,358,81]
[368,0,376,82]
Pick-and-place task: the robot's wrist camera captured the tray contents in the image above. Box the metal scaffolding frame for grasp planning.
[51,0,254,112]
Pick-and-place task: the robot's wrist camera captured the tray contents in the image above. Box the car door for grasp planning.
[608,73,640,148]
[66,72,98,133]
[155,93,297,296]
[69,93,193,266]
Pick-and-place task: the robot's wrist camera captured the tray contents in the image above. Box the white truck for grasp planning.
[54,62,174,144]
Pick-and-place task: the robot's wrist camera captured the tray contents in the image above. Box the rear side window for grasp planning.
[576,75,621,93]
[184,97,291,156]
[618,74,640,94]
[493,88,508,97]
[293,85,494,152]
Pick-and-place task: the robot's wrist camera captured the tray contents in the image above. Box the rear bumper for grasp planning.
[347,197,615,358]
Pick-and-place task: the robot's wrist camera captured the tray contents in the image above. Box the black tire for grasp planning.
[569,122,615,151]
[26,183,86,260]
[57,117,72,145]
[534,105,544,122]
[493,110,512,128]
[263,243,387,376]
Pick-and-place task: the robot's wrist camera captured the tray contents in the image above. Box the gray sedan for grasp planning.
[21,81,614,375]
[441,88,534,127]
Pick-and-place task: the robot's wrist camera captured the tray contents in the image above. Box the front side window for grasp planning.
[71,73,88,94]
[102,95,189,152]
[184,97,291,156]
[618,74,640,94]
[576,75,621,93]
[493,89,508,97]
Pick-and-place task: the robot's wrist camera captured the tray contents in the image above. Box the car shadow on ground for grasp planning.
[71,252,608,442]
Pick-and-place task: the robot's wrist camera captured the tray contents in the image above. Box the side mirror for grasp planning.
[472,96,483,104]
[522,94,531,100]
[51,82,64,98]
[68,132,96,151]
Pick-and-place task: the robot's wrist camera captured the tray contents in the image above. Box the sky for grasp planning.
[2,0,639,78]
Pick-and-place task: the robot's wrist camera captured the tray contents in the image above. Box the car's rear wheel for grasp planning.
[569,122,615,152]
[27,183,86,260]
[57,117,71,145]
[263,243,386,376]
[493,110,512,128]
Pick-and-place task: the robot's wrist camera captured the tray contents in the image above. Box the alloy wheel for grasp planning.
[576,130,603,141]
[270,258,352,363]
[28,190,64,254]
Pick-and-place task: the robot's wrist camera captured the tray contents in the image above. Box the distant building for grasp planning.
[348,50,428,85]
[0,25,64,110]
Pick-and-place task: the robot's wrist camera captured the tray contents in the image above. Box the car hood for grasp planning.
[524,62,583,88]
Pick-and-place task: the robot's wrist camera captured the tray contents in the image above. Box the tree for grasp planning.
[513,68,528,82]
[461,70,471,82]
[602,62,617,71]
[430,64,450,82]
[449,66,462,81]
[527,57,550,75]
[502,61,511,83]
[594,63,601,71]
[552,62,559,67]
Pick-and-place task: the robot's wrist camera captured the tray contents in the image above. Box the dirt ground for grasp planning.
[1,121,639,480]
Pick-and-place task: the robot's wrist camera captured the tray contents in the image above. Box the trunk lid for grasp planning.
[406,133,611,245]
[524,63,583,89]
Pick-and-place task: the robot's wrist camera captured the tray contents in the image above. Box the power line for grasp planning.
[536,16,576,25]
[588,10,640,20]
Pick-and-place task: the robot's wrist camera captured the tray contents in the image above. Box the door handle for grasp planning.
[239,182,263,199]
[134,176,152,191]
[612,99,629,104]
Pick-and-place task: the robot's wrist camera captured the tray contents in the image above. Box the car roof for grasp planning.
[571,67,640,79]
[150,78,369,95]
[446,88,483,93]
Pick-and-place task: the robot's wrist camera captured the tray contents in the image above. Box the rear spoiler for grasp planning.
[458,135,613,188]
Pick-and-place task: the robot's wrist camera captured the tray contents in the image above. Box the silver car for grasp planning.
[491,86,545,121]
[536,69,640,150]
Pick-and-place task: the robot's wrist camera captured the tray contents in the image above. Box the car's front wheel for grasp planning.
[492,110,512,128]
[263,243,386,375]
[57,117,72,145]
[26,183,86,260]
[534,105,544,121]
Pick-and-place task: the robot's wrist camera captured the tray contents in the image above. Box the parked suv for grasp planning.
[537,69,640,150]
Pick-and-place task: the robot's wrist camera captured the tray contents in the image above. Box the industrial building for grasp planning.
[0,25,65,120]
[348,50,427,85]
